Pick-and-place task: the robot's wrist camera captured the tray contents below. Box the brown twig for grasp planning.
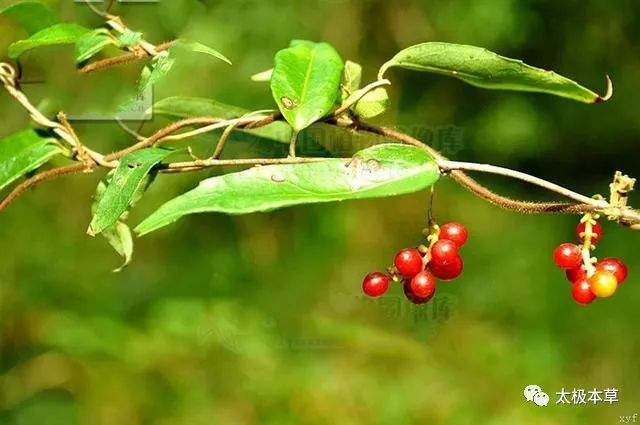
[0,115,280,212]
[211,122,238,159]
[0,164,87,212]
[357,122,600,215]
[78,41,176,74]
[163,156,328,172]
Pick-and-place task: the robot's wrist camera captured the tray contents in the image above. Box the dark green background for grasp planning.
[1,1,639,424]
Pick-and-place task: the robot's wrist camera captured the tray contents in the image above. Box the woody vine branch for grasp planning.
[1,4,638,230]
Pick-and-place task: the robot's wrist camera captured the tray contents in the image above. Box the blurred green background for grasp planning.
[1,1,639,424]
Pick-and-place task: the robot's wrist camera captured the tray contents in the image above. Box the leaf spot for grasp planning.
[127,162,143,169]
[281,96,298,110]
[271,172,286,183]
[366,159,380,172]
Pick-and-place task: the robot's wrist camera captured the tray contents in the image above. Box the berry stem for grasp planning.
[580,213,599,277]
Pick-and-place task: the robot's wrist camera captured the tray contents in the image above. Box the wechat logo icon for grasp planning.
[524,385,550,407]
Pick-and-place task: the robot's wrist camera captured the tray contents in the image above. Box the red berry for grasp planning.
[439,222,468,248]
[409,271,437,299]
[553,243,582,269]
[430,255,463,281]
[566,267,587,284]
[394,248,424,278]
[362,272,390,298]
[596,258,628,284]
[430,239,459,265]
[572,279,596,305]
[403,279,434,304]
[576,222,603,244]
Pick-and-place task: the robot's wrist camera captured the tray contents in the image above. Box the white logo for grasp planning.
[524,385,549,407]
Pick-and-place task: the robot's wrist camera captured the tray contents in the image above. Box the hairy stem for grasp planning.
[356,121,640,228]
[0,164,87,212]
[163,157,328,172]
[79,41,176,74]
[439,160,607,208]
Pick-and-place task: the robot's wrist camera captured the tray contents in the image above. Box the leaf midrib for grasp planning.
[298,46,318,110]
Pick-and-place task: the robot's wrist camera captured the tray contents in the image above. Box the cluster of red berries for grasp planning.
[362,222,468,304]
[553,216,629,305]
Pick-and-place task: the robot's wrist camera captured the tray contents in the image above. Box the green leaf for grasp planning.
[75,29,115,63]
[379,42,612,104]
[0,1,59,35]
[119,51,175,114]
[251,68,273,82]
[151,96,293,144]
[102,221,133,272]
[341,60,363,102]
[88,148,173,236]
[0,129,64,191]
[354,87,390,119]
[135,144,439,236]
[91,176,135,272]
[140,51,176,90]
[116,29,143,48]
[8,23,91,59]
[150,96,392,157]
[270,41,344,131]
[174,39,231,65]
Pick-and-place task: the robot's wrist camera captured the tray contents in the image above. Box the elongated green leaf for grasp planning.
[119,51,175,114]
[174,39,231,64]
[102,221,133,272]
[8,23,91,58]
[89,148,173,235]
[140,51,176,89]
[0,129,64,191]
[135,144,439,236]
[150,96,391,156]
[271,41,344,131]
[0,2,59,35]
[75,29,115,63]
[379,42,612,104]
[151,96,292,143]
[91,176,134,272]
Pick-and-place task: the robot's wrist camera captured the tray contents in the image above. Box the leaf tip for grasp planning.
[594,75,614,103]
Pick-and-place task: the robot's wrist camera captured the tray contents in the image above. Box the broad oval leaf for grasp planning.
[0,129,64,191]
[135,144,440,236]
[341,60,363,102]
[88,148,174,236]
[271,41,344,131]
[379,42,611,104]
[75,29,115,63]
[8,23,91,58]
[0,1,59,35]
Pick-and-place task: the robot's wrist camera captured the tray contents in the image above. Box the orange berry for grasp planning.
[588,270,618,298]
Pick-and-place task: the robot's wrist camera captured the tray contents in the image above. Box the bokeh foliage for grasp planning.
[1,0,639,424]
